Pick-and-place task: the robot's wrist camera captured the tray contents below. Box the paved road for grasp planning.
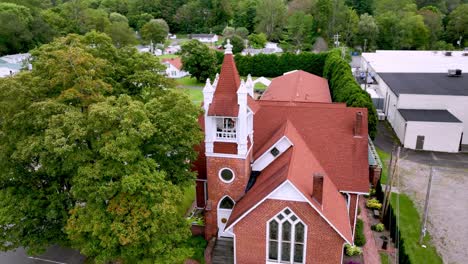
[0,246,85,264]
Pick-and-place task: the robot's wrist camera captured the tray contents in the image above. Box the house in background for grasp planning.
[194,42,370,263]
[190,34,219,44]
[361,50,468,152]
[162,57,189,79]
[242,42,284,55]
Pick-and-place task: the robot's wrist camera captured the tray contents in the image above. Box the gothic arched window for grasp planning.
[219,196,235,209]
[267,208,306,263]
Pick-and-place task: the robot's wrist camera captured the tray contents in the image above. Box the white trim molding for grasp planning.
[219,167,235,183]
[252,136,293,171]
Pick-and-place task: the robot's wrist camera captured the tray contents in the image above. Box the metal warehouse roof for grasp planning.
[398,109,462,123]
[378,73,468,96]
[362,50,468,73]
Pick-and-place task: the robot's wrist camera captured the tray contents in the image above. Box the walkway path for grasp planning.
[359,198,380,264]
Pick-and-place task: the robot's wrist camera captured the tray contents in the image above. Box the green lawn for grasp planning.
[390,193,443,264]
[380,252,390,264]
[178,185,196,216]
[254,82,268,90]
[158,54,179,60]
[176,76,204,87]
[376,147,390,184]
[182,88,203,104]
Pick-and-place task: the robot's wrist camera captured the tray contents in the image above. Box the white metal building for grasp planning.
[361,50,468,152]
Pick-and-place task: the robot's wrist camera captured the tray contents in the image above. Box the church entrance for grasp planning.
[217,196,235,238]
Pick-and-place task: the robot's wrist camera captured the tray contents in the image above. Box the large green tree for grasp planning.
[255,0,287,40]
[445,3,468,46]
[357,13,379,51]
[0,3,33,55]
[140,19,169,52]
[286,11,314,49]
[0,32,203,262]
[180,40,218,82]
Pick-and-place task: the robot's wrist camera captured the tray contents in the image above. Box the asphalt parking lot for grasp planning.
[0,246,85,264]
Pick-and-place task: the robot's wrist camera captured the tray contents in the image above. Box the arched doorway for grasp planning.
[217,196,235,238]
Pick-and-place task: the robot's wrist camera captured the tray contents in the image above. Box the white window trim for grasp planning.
[219,168,235,184]
[218,195,236,210]
[265,207,307,264]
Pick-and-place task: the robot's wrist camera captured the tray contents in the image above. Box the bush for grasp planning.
[372,223,385,232]
[354,219,366,246]
[345,244,363,256]
[367,198,382,210]
[370,188,376,196]
[185,236,207,263]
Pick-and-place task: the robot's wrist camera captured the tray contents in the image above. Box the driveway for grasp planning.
[0,246,85,264]
[374,120,468,264]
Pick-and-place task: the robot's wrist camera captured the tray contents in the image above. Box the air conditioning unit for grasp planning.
[445,51,452,56]
[448,69,462,77]
[377,109,386,120]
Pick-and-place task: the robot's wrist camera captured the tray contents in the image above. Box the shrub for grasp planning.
[354,219,366,246]
[345,244,363,256]
[370,188,376,196]
[367,198,382,210]
[372,223,385,232]
[185,236,207,263]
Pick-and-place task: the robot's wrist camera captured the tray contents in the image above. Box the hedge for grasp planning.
[323,50,378,139]
[354,219,367,247]
[234,52,327,77]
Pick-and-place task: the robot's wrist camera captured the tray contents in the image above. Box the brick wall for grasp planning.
[233,199,345,264]
[204,154,252,239]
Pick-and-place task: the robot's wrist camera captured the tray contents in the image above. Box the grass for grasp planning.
[158,54,179,60]
[380,252,390,264]
[390,193,443,264]
[178,185,196,216]
[182,88,203,105]
[176,76,204,87]
[376,147,390,184]
[254,82,268,90]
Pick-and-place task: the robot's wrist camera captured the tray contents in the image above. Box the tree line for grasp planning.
[1,0,467,56]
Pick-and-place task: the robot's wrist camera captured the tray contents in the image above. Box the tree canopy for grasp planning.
[180,40,218,82]
[0,32,203,263]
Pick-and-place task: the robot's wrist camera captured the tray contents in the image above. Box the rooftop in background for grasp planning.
[260,70,331,103]
[379,72,468,96]
[189,34,217,38]
[162,57,183,70]
[362,50,468,73]
[0,53,29,78]
[398,109,462,123]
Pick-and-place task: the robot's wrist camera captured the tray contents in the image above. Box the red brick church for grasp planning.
[194,42,369,263]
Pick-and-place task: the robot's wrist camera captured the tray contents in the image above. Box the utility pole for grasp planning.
[382,146,400,218]
[381,145,395,221]
[333,34,341,48]
[457,36,463,49]
[363,39,367,52]
[419,167,434,245]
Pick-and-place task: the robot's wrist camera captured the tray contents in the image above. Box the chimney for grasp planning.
[312,173,324,205]
[354,111,363,137]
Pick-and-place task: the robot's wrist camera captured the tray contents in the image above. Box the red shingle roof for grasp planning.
[208,54,241,116]
[226,122,354,243]
[162,57,183,70]
[261,70,332,103]
[253,101,369,192]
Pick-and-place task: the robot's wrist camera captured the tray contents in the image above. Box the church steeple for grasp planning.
[202,39,253,158]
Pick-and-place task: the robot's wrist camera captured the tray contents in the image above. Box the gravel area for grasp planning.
[397,159,468,264]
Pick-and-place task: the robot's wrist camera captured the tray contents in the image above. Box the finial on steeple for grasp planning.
[225,39,233,54]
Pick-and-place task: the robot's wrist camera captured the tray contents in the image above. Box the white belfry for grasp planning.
[237,79,248,155]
